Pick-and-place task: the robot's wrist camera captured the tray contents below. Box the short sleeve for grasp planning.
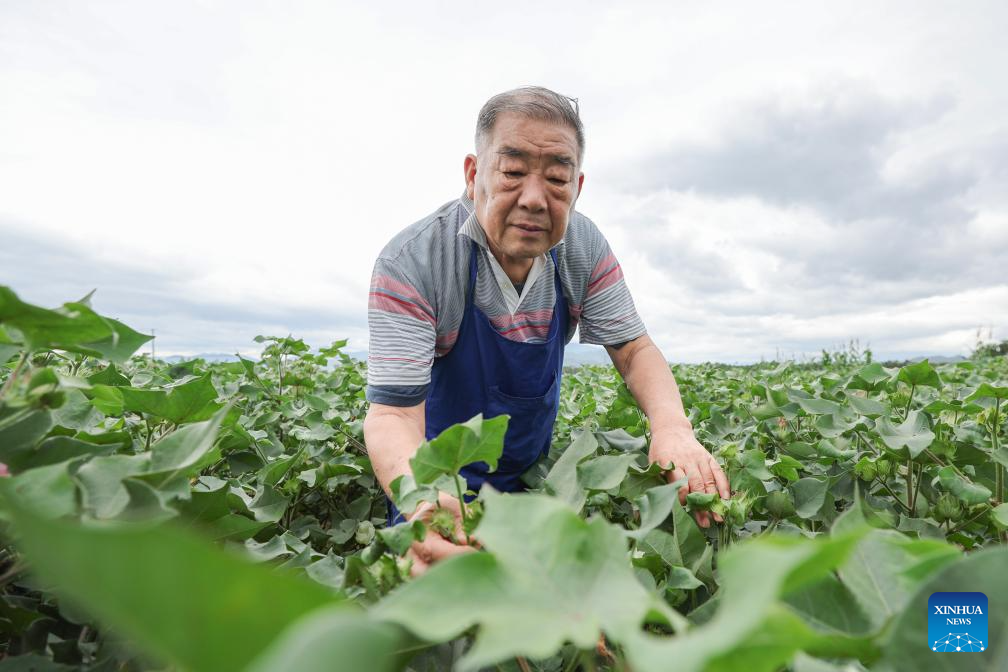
[577,228,647,346]
[365,257,435,407]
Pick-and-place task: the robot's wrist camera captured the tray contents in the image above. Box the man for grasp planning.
[363,86,730,575]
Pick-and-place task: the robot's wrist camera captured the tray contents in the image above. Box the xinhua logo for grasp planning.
[929,592,988,652]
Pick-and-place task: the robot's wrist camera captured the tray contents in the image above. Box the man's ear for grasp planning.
[576,172,585,199]
[464,154,477,200]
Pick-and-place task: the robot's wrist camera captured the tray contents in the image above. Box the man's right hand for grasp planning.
[404,492,476,576]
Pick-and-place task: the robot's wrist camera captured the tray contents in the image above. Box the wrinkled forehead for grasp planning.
[485,112,581,165]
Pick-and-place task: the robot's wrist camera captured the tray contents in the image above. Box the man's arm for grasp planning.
[605,334,730,528]
[363,401,473,574]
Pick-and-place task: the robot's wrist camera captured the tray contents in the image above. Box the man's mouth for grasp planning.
[512,223,547,233]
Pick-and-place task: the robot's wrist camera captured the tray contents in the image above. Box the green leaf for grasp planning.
[880,545,1008,671]
[836,529,960,631]
[965,383,1008,402]
[622,531,874,672]
[4,459,78,518]
[990,503,1008,530]
[112,374,222,424]
[595,428,647,452]
[0,287,151,363]
[245,606,407,672]
[876,411,935,458]
[0,408,54,465]
[627,479,687,541]
[897,360,942,389]
[0,486,347,672]
[410,414,507,485]
[543,430,598,511]
[140,405,230,487]
[791,476,830,519]
[576,453,637,491]
[373,490,673,672]
[937,466,992,505]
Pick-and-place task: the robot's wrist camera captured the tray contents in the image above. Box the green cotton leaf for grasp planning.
[410,414,508,485]
[740,448,774,480]
[0,484,358,672]
[249,484,290,523]
[990,503,1008,530]
[86,363,130,387]
[897,360,942,390]
[844,392,888,417]
[595,428,647,452]
[965,383,1008,403]
[376,519,426,556]
[388,474,439,514]
[622,530,874,672]
[244,606,406,672]
[666,565,704,590]
[0,286,151,363]
[576,453,637,491]
[140,405,230,488]
[113,478,179,523]
[876,410,935,458]
[5,435,114,472]
[937,466,992,505]
[4,458,79,518]
[74,453,152,518]
[781,573,873,637]
[626,479,687,541]
[791,395,843,416]
[373,490,676,672]
[112,374,223,424]
[791,476,830,519]
[879,545,1008,671]
[853,363,894,387]
[0,408,54,465]
[836,529,960,631]
[543,430,598,511]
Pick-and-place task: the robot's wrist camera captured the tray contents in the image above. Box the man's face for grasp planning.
[464,112,584,274]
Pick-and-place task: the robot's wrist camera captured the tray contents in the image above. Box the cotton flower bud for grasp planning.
[765,490,795,518]
[853,457,877,482]
[429,507,457,539]
[933,493,963,524]
[875,458,894,480]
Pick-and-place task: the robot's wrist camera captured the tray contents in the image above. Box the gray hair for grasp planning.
[475,86,585,164]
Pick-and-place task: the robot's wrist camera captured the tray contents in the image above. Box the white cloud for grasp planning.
[1,1,1006,361]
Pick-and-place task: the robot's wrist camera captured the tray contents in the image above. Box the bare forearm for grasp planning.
[363,403,425,497]
[610,336,692,433]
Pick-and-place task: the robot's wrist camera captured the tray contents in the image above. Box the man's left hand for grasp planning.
[648,425,730,528]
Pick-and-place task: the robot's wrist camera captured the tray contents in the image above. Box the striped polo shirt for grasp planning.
[366,189,646,406]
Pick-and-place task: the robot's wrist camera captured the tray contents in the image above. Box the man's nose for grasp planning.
[517,174,548,213]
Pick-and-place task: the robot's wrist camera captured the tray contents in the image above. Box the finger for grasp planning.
[419,535,477,563]
[698,459,722,524]
[671,467,688,504]
[710,457,731,500]
[685,466,710,528]
[408,553,429,577]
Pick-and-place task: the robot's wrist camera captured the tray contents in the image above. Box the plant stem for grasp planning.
[994,400,1003,505]
[905,458,914,514]
[0,351,29,399]
[875,479,912,514]
[904,384,916,421]
[949,508,989,535]
[453,473,469,539]
[515,657,532,672]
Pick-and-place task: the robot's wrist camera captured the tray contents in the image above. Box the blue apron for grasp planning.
[387,238,568,525]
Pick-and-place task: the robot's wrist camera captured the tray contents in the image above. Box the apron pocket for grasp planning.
[485,376,559,474]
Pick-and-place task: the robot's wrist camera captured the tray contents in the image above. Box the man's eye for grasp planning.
[504,171,524,178]
[548,177,567,185]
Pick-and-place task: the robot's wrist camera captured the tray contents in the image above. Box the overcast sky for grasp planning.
[2,1,1006,363]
